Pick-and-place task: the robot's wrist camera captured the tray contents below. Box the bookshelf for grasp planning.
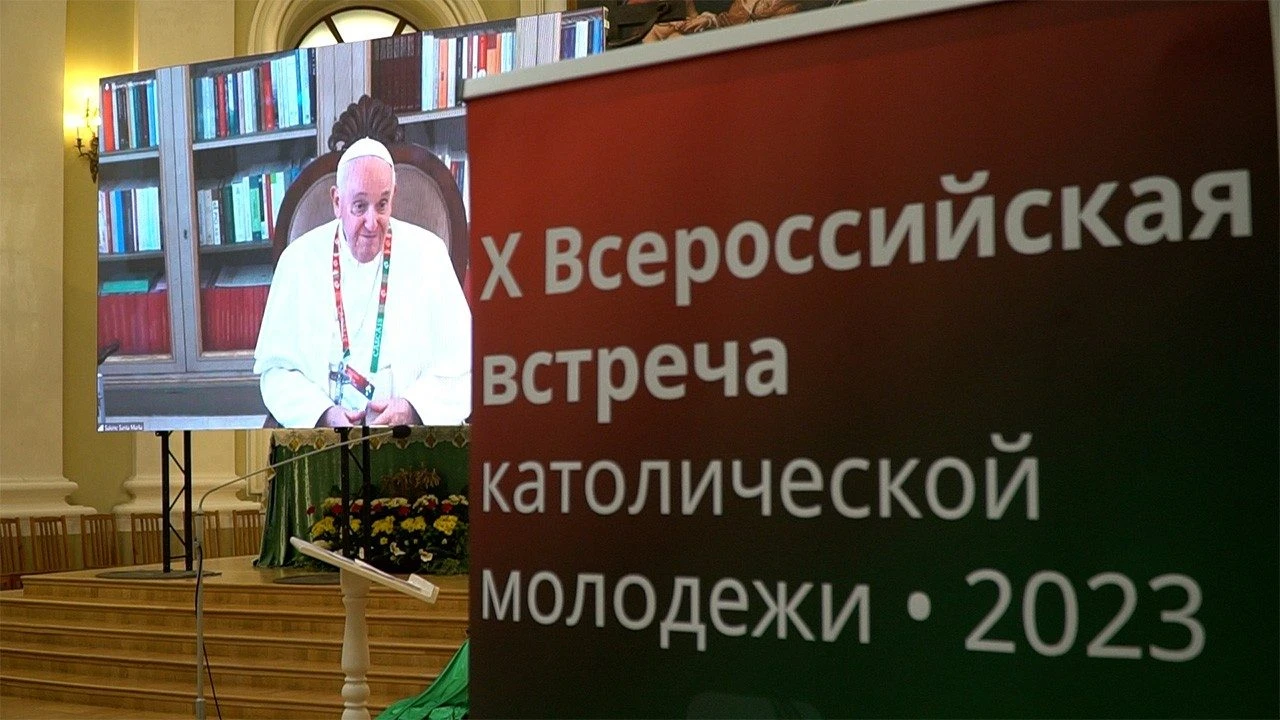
[96,8,607,419]
[97,69,173,364]
[97,53,317,389]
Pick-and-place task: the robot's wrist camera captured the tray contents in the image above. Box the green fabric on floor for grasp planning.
[377,639,469,720]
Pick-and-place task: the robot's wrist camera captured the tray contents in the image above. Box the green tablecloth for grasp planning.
[256,426,470,567]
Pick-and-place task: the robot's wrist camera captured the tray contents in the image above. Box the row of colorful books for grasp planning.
[200,283,269,352]
[98,290,171,355]
[196,163,305,247]
[98,270,271,352]
[98,186,162,255]
[101,77,159,153]
[370,7,606,114]
[191,48,315,141]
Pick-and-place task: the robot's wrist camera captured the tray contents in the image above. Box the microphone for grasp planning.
[193,426,398,720]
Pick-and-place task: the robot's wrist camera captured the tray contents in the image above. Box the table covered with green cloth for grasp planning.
[256,426,470,567]
[377,639,469,720]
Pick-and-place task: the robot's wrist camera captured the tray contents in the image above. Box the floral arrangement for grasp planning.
[307,483,470,575]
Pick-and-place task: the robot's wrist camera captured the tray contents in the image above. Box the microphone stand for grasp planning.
[192,426,402,720]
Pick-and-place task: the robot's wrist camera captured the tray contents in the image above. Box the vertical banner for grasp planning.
[466,1,1278,716]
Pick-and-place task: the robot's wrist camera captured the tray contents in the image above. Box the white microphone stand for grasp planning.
[192,427,397,720]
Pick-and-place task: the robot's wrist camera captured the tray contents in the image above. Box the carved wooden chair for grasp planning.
[232,509,264,557]
[0,517,25,590]
[272,94,468,283]
[30,515,71,573]
[81,513,121,569]
[131,512,166,565]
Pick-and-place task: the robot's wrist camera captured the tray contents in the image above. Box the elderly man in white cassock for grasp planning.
[254,137,471,428]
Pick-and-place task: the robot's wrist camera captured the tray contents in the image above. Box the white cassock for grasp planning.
[254,217,471,427]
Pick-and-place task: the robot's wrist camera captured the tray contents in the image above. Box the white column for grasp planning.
[0,0,95,528]
[114,431,261,523]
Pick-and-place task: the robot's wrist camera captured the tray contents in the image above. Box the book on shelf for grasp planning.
[197,163,303,247]
[200,283,270,351]
[214,264,273,288]
[100,274,155,295]
[372,33,423,114]
[98,186,162,255]
[374,7,607,115]
[561,8,606,59]
[98,286,171,356]
[101,76,160,152]
[192,48,315,141]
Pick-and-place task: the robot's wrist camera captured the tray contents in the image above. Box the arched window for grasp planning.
[297,7,418,48]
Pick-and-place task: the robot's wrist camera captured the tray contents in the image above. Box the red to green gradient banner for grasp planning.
[466,1,1277,716]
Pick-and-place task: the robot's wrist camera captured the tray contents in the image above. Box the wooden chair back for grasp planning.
[232,509,263,557]
[131,512,165,565]
[202,511,222,559]
[30,515,70,573]
[81,513,121,569]
[0,517,25,590]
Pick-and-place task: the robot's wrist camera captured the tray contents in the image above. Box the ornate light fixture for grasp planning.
[74,97,100,182]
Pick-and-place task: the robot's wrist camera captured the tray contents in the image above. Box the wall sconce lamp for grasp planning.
[74,97,101,183]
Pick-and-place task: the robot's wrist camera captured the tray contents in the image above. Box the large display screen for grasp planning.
[95,10,605,432]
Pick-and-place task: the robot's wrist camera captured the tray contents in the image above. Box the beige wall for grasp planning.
[1,1,68,482]
[62,0,139,512]
[136,0,236,69]
[59,0,242,513]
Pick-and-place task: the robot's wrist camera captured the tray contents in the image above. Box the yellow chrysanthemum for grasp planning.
[372,517,396,535]
[401,516,427,533]
[433,515,459,535]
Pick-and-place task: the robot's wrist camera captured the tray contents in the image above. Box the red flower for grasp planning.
[333,504,344,515]
[372,501,384,512]
[397,506,410,518]
[441,502,454,513]
[426,498,438,508]
[306,505,315,516]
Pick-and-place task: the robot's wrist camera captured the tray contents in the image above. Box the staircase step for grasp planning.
[18,573,470,615]
[0,558,467,718]
[0,596,469,641]
[0,621,459,674]
[0,694,181,719]
[1,670,398,720]
[0,644,434,699]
